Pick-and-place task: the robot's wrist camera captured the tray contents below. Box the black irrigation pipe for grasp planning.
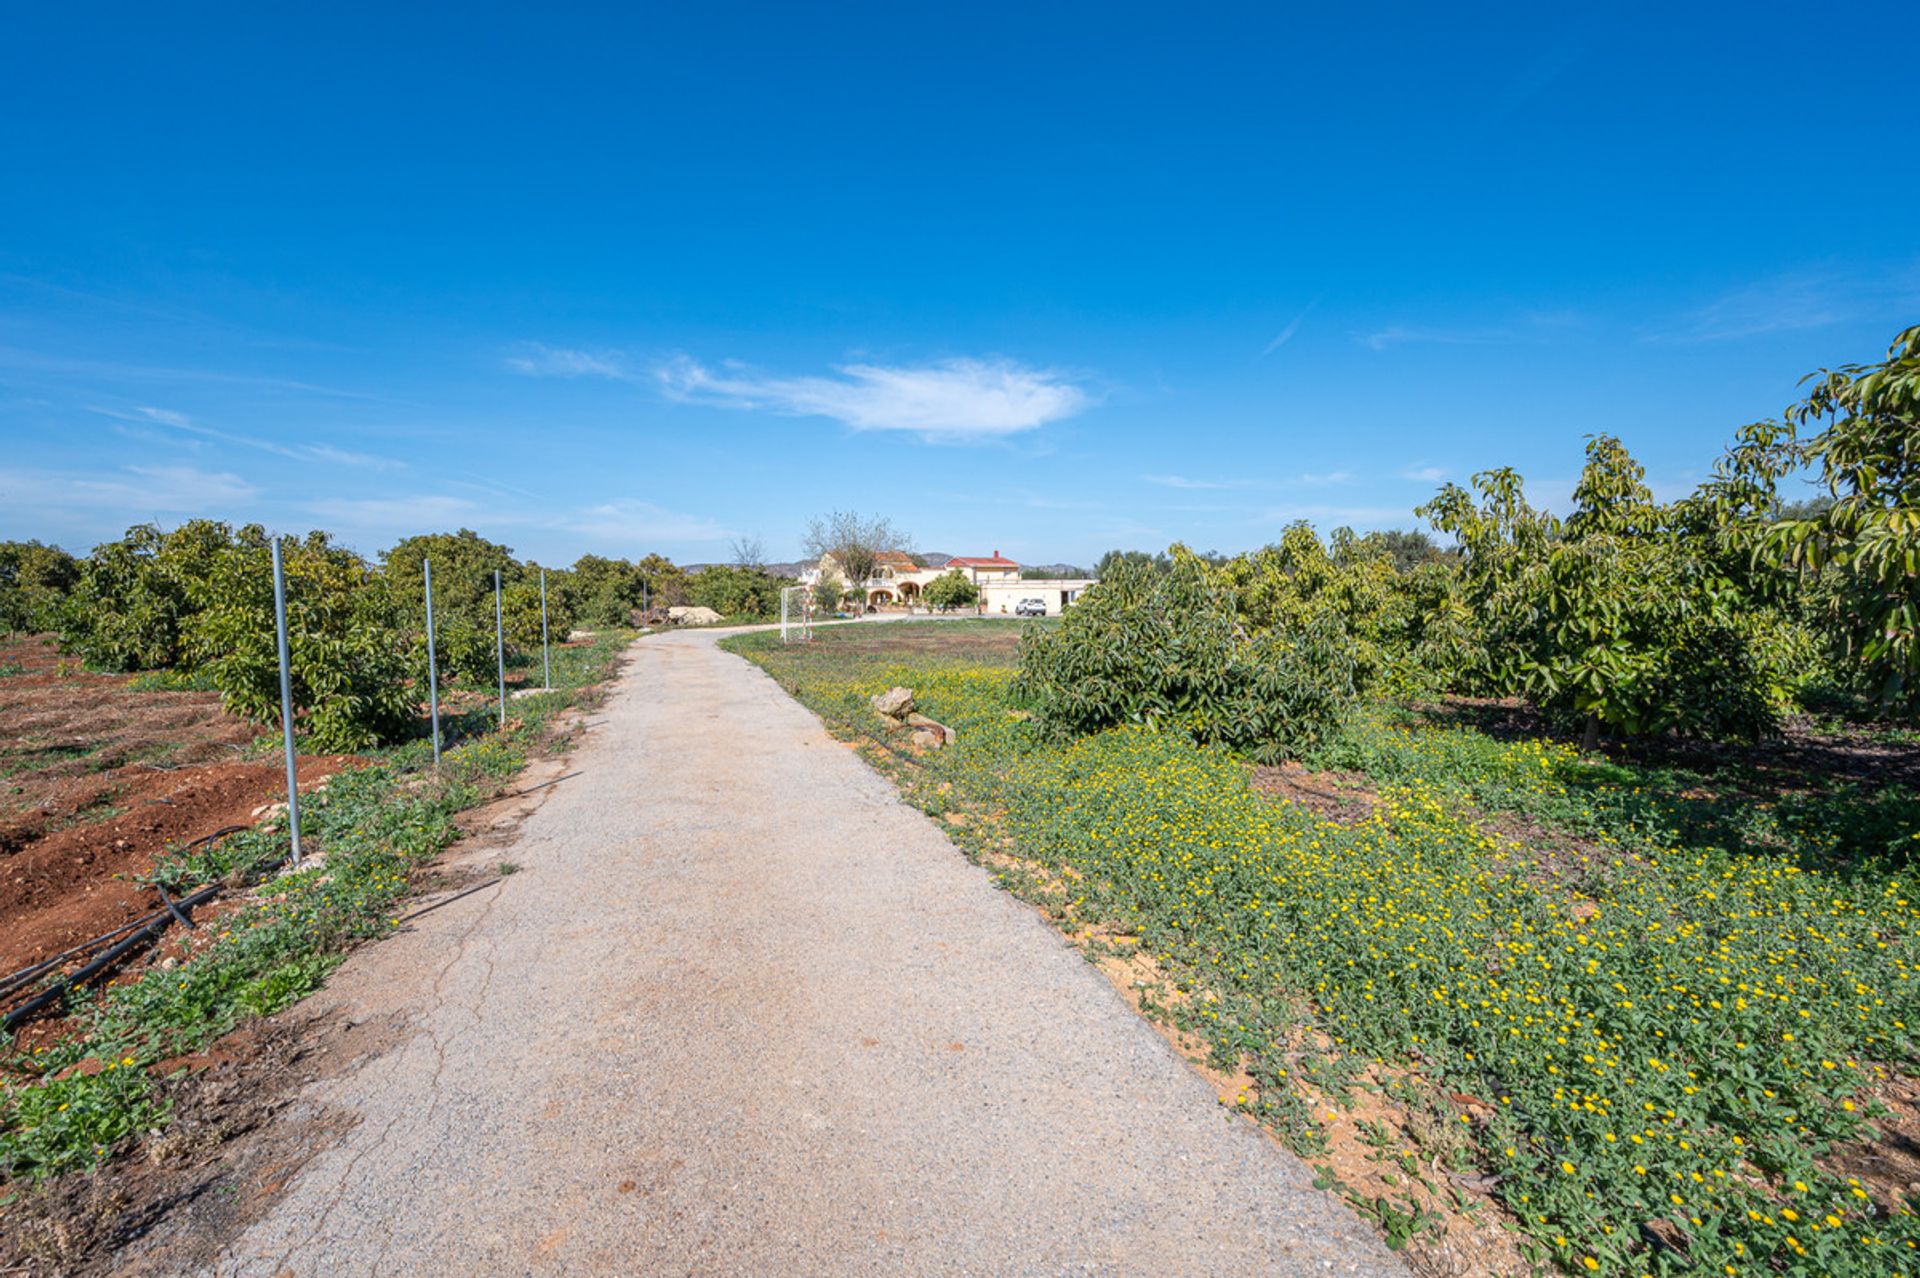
[3,885,217,1031]
[0,825,252,1022]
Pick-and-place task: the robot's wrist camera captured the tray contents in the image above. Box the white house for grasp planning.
[803,549,1094,614]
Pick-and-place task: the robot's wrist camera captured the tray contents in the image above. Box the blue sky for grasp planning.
[3,1,1916,568]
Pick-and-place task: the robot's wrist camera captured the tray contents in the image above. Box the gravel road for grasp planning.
[199,628,1405,1276]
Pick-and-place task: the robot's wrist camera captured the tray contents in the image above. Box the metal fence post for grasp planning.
[494,568,506,729]
[540,567,551,691]
[424,557,442,767]
[270,539,303,868]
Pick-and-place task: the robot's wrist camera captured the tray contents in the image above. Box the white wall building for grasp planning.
[802,550,1094,614]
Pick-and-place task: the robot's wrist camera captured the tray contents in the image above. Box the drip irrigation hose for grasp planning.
[0,825,251,1019]
[3,885,217,1031]
[0,914,159,1001]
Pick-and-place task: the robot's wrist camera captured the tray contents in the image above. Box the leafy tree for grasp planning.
[1016,547,1355,763]
[923,569,978,611]
[1213,524,1407,693]
[58,521,236,670]
[686,564,790,619]
[1423,438,1804,746]
[380,529,522,682]
[0,540,79,633]
[1757,324,1920,709]
[1094,548,1169,577]
[565,554,650,626]
[812,572,845,613]
[802,510,909,588]
[634,553,688,609]
[1367,528,1445,572]
[186,532,414,751]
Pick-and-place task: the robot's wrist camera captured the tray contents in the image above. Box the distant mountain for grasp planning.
[1020,562,1091,578]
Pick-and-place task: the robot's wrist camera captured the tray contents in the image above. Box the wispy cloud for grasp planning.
[1260,297,1322,357]
[1143,473,1247,491]
[1646,270,1867,344]
[553,500,731,544]
[1401,464,1448,482]
[1144,470,1352,491]
[305,495,480,528]
[0,463,259,517]
[0,345,380,400]
[87,405,405,470]
[503,343,633,379]
[656,355,1092,442]
[1361,324,1528,352]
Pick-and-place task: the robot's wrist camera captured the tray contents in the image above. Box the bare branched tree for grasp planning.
[801,511,910,587]
[729,535,766,570]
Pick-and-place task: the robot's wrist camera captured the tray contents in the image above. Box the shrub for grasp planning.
[185,532,415,752]
[57,521,236,671]
[923,569,978,611]
[1015,546,1355,762]
[0,539,79,634]
[686,564,789,619]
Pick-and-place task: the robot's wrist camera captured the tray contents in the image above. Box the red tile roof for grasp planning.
[947,554,1019,567]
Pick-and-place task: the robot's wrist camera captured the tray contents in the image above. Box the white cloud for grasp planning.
[1401,464,1448,482]
[1650,272,1848,343]
[1143,473,1243,490]
[89,405,406,470]
[504,344,632,379]
[553,500,731,544]
[0,463,258,517]
[1260,297,1321,356]
[305,495,480,528]
[1144,471,1350,491]
[306,443,406,471]
[656,355,1091,441]
[1361,324,1526,352]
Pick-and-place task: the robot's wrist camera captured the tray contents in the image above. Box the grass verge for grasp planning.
[726,621,1920,1278]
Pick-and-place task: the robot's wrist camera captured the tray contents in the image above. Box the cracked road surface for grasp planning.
[201,628,1405,1276]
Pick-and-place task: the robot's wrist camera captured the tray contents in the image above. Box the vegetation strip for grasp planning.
[727,622,1918,1278]
[0,630,630,1187]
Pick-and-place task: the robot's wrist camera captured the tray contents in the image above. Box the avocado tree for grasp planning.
[923,569,978,611]
[1760,324,1920,709]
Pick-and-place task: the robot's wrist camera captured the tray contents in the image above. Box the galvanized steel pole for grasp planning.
[540,567,551,691]
[494,568,506,728]
[270,539,303,868]
[424,557,442,767]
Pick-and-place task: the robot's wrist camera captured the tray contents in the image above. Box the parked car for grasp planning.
[1014,598,1048,617]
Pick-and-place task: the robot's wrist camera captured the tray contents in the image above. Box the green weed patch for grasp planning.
[728,623,1920,1277]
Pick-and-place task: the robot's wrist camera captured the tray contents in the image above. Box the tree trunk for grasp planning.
[1580,713,1601,755]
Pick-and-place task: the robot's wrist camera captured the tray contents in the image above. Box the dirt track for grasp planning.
[167,628,1404,1276]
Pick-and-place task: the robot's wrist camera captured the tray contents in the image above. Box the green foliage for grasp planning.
[56,521,234,671]
[186,532,415,752]
[1016,547,1356,763]
[923,568,978,611]
[379,529,532,683]
[1761,324,1920,709]
[730,623,1920,1277]
[1214,523,1413,694]
[0,630,632,1184]
[685,564,790,619]
[500,575,571,650]
[1421,439,1809,744]
[0,539,79,633]
[565,553,663,625]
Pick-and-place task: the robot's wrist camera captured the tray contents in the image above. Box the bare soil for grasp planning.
[0,635,360,1012]
[1424,694,1920,789]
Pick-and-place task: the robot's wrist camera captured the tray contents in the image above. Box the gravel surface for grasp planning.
[201,629,1406,1276]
